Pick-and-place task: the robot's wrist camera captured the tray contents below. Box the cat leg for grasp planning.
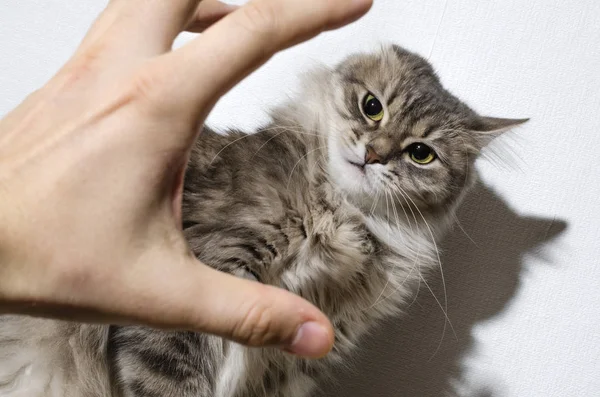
[111,327,222,397]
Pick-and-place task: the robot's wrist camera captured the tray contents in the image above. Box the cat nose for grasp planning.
[365,145,385,164]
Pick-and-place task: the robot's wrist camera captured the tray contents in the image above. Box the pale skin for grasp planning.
[0,0,372,358]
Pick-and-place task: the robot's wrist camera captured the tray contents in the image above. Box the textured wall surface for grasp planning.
[2,1,599,396]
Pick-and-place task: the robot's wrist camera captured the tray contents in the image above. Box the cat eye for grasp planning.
[362,93,384,122]
[406,143,436,165]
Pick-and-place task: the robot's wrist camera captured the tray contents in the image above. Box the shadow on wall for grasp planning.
[317,182,567,397]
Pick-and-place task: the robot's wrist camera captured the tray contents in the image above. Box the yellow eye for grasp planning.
[362,94,384,121]
[407,143,436,165]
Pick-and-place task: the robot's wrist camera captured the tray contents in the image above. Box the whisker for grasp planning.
[418,272,453,361]
[365,275,391,310]
[388,189,427,262]
[286,146,327,190]
[389,182,414,232]
[383,185,411,249]
[384,189,391,243]
[250,129,288,160]
[369,183,382,217]
[360,185,425,311]
[388,187,402,228]
[257,123,322,137]
[395,184,457,343]
[371,241,423,309]
[406,276,422,309]
[390,188,418,233]
[453,213,478,247]
[208,133,256,167]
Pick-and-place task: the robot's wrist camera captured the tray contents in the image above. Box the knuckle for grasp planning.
[128,67,166,104]
[233,293,279,346]
[59,44,107,88]
[236,2,279,37]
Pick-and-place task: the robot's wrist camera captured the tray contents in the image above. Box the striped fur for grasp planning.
[0,45,525,397]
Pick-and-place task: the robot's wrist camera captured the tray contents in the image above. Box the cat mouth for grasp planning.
[348,161,366,171]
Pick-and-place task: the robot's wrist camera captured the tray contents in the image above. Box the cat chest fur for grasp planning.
[0,44,524,397]
[208,197,431,397]
[174,128,438,396]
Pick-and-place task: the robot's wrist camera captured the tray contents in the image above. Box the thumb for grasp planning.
[138,255,335,358]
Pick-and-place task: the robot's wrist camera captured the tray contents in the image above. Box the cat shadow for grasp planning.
[317,182,567,397]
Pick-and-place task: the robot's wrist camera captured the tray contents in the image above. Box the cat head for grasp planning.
[313,45,527,219]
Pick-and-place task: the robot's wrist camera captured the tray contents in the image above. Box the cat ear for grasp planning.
[471,116,529,147]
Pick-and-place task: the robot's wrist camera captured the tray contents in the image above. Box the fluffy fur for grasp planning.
[0,45,526,397]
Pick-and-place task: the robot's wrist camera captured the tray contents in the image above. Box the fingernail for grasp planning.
[218,0,244,6]
[285,322,332,358]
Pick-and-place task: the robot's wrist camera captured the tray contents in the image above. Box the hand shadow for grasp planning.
[317,182,567,397]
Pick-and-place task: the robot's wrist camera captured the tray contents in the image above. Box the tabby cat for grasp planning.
[0,45,526,397]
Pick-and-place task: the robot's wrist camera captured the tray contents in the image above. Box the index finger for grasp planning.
[149,0,373,118]
[77,0,237,58]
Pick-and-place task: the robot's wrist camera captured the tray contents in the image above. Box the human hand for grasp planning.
[0,0,372,358]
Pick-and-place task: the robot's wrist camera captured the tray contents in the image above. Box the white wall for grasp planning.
[2,1,599,396]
